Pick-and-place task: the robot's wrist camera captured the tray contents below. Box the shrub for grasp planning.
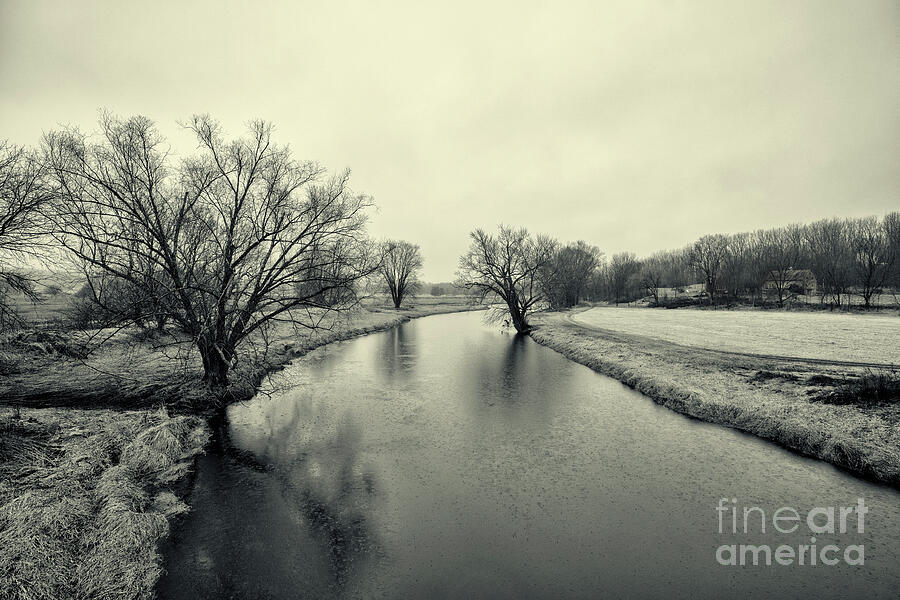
[811,368,900,405]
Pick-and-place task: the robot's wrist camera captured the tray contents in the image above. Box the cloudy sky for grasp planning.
[1,0,898,281]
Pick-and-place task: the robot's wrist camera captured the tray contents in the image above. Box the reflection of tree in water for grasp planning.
[216,405,379,591]
[503,334,530,379]
[377,323,418,381]
[279,416,377,588]
[464,334,561,429]
[472,333,534,402]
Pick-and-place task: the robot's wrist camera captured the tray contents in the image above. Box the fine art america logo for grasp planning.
[715,498,867,566]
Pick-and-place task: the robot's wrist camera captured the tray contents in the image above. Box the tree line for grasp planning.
[455,215,900,333]
[607,215,900,309]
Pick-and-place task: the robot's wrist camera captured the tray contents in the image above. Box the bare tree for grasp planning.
[379,239,422,308]
[804,218,852,307]
[639,253,667,305]
[689,234,730,304]
[456,225,555,333]
[849,216,893,308]
[741,233,769,305]
[45,114,375,388]
[660,248,692,298]
[541,241,601,308]
[607,252,639,305]
[719,232,754,301]
[0,142,52,325]
[756,225,805,307]
[885,212,900,295]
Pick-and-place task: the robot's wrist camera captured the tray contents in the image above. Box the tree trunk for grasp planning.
[507,301,530,333]
[705,280,715,305]
[511,312,529,333]
[199,338,231,388]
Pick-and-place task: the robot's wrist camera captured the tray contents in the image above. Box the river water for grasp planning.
[158,311,900,599]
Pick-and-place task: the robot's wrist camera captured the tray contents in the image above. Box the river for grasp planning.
[158,311,900,599]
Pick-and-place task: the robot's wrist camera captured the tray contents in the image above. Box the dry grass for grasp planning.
[530,311,900,486]
[0,299,480,411]
[811,368,900,406]
[0,407,208,600]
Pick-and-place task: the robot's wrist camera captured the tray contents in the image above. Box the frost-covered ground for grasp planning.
[572,307,900,365]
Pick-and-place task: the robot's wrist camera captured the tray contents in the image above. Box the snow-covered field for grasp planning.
[571,307,900,364]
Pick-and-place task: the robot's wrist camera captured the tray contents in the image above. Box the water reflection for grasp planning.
[466,333,561,430]
[468,332,530,402]
[277,416,376,587]
[160,312,900,600]
[157,404,379,599]
[375,322,418,382]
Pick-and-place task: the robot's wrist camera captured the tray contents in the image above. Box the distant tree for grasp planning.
[295,239,365,309]
[849,216,894,308]
[661,248,692,297]
[429,284,445,296]
[756,225,805,307]
[45,114,375,387]
[639,254,666,305]
[607,252,639,305]
[0,141,52,325]
[71,272,164,329]
[69,220,177,330]
[456,225,555,333]
[689,234,730,304]
[804,218,852,307]
[379,240,422,308]
[742,233,769,304]
[581,254,608,301]
[541,241,601,308]
[720,232,753,301]
[885,212,900,292]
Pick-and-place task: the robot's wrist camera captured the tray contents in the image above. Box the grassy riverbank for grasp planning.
[0,296,478,600]
[0,296,479,411]
[530,309,900,486]
[0,408,208,600]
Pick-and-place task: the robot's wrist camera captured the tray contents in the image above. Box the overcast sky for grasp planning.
[1,1,898,281]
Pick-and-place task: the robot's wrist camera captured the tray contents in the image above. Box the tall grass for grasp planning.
[0,408,208,600]
[812,368,900,406]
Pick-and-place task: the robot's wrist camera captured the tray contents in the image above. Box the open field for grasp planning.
[361,294,478,317]
[5,285,479,327]
[645,287,900,309]
[5,295,72,326]
[530,309,900,485]
[571,306,900,365]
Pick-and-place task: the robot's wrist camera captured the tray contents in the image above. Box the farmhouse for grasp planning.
[762,269,817,296]
[655,283,706,300]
